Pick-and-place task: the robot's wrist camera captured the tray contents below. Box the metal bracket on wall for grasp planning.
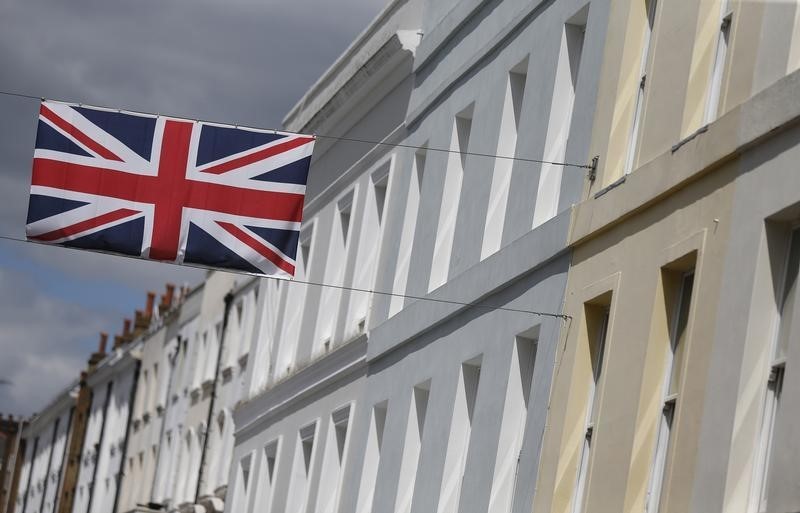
[588,155,599,182]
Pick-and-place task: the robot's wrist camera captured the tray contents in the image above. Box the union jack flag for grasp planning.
[26,101,315,277]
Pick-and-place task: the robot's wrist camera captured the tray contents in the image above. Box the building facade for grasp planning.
[227,1,608,513]
[532,2,800,513]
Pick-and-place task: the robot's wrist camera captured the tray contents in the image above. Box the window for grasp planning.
[750,228,799,512]
[394,381,431,513]
[623,0,658,176]
[572,300,611,513]
[347,162,392,337]
[315,405,351,513]
[482,60,527,258]
[533,6,587,227]
[355,402,388,513]
[489,330,538,512]
[437,357,482,513]
[430,106,473,292]
[286,422,318,513]
[704,1,732,124]
[390,147,427,317]
[315,190,356,348]
[646,269,695,513]
[230,453,253,513]
[255,439,280,513]
[275,224,315,377]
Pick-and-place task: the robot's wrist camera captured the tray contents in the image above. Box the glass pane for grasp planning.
[669,273,694,396]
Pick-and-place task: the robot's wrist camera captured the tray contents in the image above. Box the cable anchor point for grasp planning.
[588,155,599,182]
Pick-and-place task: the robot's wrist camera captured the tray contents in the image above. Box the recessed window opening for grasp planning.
[482,59,527,259]
[489,329,538,512]
[347,161,393,338]
[750,227,799,513]
[647,264,695,513]
[286,422,318,513]
[394,380,431,513]
[623,0,658,176]
[315,189,357,348]
[572,298,611,513]
[355,401,388,513]
[437,357,482,513]
[390,147,427,317]
[533,6,587,227]
[429,106,473,292]
[274,224,314,380]
[256,439,280,513]
[315,405,351,513]
[338,192,354,244]
[704,1,732,124]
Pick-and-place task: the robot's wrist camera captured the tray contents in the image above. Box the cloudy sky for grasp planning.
[0,0,387,416]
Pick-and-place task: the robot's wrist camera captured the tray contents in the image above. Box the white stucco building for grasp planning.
[227,0,606,512]
[71,341,139,513]
[15,386,75,513]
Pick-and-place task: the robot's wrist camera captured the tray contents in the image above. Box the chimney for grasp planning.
[98,332,108,354]
[89,332,108,367]
[113,319,133,349]
[145,292,156,318]
[164,284,175,307]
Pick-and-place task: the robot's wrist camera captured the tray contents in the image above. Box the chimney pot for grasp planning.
[98,332,108,354]
[145,292,156,317]
[164,283,176,307]
[123,319,131,335]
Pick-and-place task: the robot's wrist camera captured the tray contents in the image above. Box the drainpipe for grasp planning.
[111,360,141,513]
[195,292,234,505]
[148,337,180,504]
[86,381,113,513]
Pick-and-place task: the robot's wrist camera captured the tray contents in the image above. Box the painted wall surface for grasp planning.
[691,78,800,513]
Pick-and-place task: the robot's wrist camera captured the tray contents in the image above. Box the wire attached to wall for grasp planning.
[0,89,597,171]
[0,233,571,320]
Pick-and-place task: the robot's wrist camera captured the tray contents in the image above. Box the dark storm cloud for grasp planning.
[0,0,387,415]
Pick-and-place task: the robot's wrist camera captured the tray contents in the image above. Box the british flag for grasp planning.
[25,101,315,277]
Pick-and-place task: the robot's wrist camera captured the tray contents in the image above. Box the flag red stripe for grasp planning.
[40,105,123,162]
[216,221,295,275]
[199,136,314,175]
[32,158,305,222]
[29,208,139,242]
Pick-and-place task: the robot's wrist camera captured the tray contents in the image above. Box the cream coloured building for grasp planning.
[533,2,800,513]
